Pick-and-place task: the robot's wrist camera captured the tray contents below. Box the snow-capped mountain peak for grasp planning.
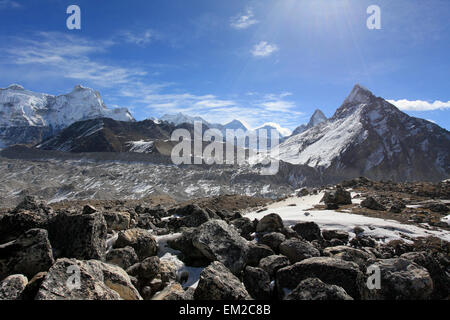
[343,84,374,105]
[291,109,328,136]
[0,84,134,147]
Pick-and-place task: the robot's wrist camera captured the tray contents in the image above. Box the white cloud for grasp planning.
[0,0,21,9]
[230,9,258,29]
[251,41,278,57]
[388,99,450,111]
[261,101,296,112]
[256,122,292,136]
[120,29,155,46]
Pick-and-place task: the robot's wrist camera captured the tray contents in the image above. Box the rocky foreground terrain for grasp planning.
[0,178,448,300]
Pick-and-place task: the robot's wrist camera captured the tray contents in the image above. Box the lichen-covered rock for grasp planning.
[363,258,434,300]
[194,261,251,300]
[285,278,353,300]
[126,256,160,284]
[152,282,186,300]
[114,228,158,260]
[48,211,107,260]
[192,220,249,275]
[0,228,54,280]
[106,246,139,270]
[0,274,28,300]
[103,212,131,232]
[276,257,364,299]
[322,188,352,209]
[35,258,141,300]
[279,239,320,263]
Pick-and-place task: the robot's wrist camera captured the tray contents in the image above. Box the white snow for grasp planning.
[245,193,450,243]
[0,84,134,130]
[127,140,154,153]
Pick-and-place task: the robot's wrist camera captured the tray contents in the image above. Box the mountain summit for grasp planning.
[273,84,450,182]
[292,109,328,136]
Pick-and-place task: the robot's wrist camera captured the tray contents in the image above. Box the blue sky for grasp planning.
[0,0,449,131]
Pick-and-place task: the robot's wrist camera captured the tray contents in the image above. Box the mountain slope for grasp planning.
[0,84,134,146]
[272,84,450,182]
[291,109,328,136]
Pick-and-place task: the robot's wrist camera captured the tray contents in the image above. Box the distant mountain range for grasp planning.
[1,83,449,183]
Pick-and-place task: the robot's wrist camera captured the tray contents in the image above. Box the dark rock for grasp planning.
[323,246,376,268]
[361,197,386,211]
[82,205,97,215]
[293,222,322,241]
[194,261,251,300]
[152,282,186,300]
[256,213,284,233]
[322,230,349,242]
[167,229,209,267]
[322,187,352,209]
[259,255,290,278]
[0,274,28,300]
[230,218,255,240]
[103,211,131,232]
[297,188,310,197]
[350,235,377,248]
[425,203,449,214]
[363,258,433,300]
[243,266,271,300]
[126,256,160,284]
[0,228,54,280]
[192,220,249,275]
[389,201,406,213]
[114,228,158,260]
[279,239,320,263]
[276,257,364,299]
[259,232,286,252]
[244,243,275,267]
[21,272,47,300]
[106,246,139,270]
[285,278,353,300]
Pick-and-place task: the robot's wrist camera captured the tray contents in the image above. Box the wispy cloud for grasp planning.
[230,9,258,30]
[251,41,278,57]
[119,29,155,47]
[0,0,21,9]
[388,99,450,111]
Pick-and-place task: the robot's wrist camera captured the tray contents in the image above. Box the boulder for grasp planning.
[279,239,320,263]
[35,258,141,300]
[152,282,186,300]
[276,257,364,299]
[244,243,275,267]
[361,197,386,211]
[0,228,54,280]
[106,246,139,270]
[322,230,350,242]
[400,251,450,299]
[194,261,251,300]
[323,246,375,268]
[297,188,310,197]
[126,256,160,284]
[285,278,353,300]
[243,266,271,300]
[0,274,28,300]
[192,220,249,275]
[103,212,131,232]
[167,229,210,267]
[114,228,158,260]
[259,232,286,252]
[21,272,47,300]
[0,196,54,243]
[48,211,107,260]
[230,218,255,240]
[256,213,284,233]
[258,255,290,278]
[389,201,406,214]
[322,188,352,209]
[293,222,322,241]
[364,258,434,300]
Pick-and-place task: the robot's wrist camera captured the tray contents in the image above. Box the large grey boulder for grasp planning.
[192,220,249,275]
[322,188,352,209]
[243,266,271,300]
[48,211,107,260]
[363,258,434,300]
[244,243,274,267]
[103,211,131,232]
[194,261,251,300]
[293,222,322,241]
[259,232,286,252]
[259,255,290,278]
[323,246,375,268]
[276,257,364,299]
[167,228,210,267]
[35,258,142,300]
[0,274,28,300]
[285,278,353,300]
[279,239,320,263]
[361,197,386,211]
[106,246,139,270]
[114,228,158,260]
[0,228,54,280]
